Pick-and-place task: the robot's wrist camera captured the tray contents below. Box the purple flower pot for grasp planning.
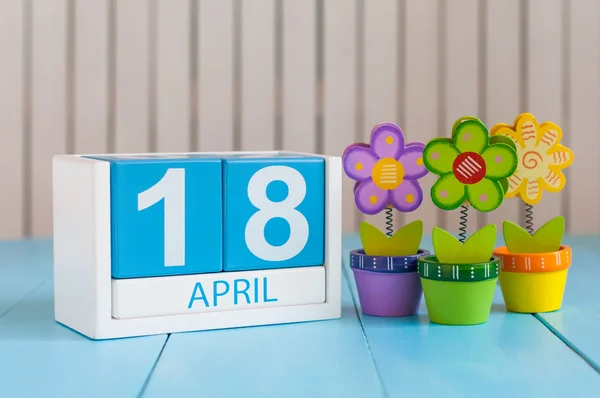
[350,249,429,317]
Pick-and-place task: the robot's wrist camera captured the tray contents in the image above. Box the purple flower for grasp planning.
[342,123,428,215]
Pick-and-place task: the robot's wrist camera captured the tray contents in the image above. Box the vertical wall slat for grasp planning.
[156,0,190,152]
[197,0,234,152]
[0,1,24,238]
[403,0,440,234]
[568,0,600,233]
[323,0,357,233]
[74,0,109,154]
[282,0,316,153]
[526,0,563,230]
[362,0,399,234]
[240,0,275,151]
[31,0,68,236]
[115,0,150,153]
[484,0,522,232]
[443,0,480,236]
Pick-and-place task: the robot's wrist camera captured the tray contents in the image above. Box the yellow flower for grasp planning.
[490,113,574,205]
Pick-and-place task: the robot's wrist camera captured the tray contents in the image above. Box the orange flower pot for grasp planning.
[493,245,572,313]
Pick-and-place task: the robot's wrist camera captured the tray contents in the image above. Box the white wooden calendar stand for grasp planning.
[52,151,342,340]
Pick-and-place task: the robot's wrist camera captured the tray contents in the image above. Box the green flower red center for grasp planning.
[422,117,519,213]
[452,152,486,184]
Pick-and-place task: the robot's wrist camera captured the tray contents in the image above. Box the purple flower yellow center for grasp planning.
[372,157,404,190]
[452,151,486,185]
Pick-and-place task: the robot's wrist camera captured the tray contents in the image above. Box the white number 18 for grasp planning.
[136,165,309,267]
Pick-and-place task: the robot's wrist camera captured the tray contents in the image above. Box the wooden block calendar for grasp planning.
[52,151,342,339]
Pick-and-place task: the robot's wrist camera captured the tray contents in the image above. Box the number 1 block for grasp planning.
[87,154,223,278]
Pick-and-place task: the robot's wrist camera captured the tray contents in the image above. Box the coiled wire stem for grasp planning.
[459,205,468,243]
[525,204,534,234]
[385,207,394,237]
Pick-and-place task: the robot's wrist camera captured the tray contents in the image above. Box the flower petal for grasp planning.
[423,138,459,175]
[452,119,489,154]
[398,142,428,180]
[499,178,509,194]
[482,143,518,180]
[515,113,540,149]
[342,146,378,181]
[389,180,423,212]
[430,173,466,211]
[547,144,573,168]
[452,116,484,135]
[520,178,543,205]
[537,121,562,151]
[506,172,524,197]
[489,134,517,152]
[491,124,524,150]
[370,123,405,159]
[520,149,546,173]
[354,180,389,214]
[540,168,566,193]
[466,178,504,212]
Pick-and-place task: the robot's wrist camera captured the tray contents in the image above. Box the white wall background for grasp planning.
[0,0,598,239]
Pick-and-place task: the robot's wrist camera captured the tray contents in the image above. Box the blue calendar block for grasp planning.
[87,154,223,278]
[223,155,325,272]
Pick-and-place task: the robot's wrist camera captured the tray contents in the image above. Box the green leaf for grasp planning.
[360,220,423,256]
[433,224,496,264]
[502,221,532,254]
[503,216,564,254]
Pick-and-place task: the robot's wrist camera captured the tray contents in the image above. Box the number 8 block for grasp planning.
[224,155,324,271]
[52,151,341,340]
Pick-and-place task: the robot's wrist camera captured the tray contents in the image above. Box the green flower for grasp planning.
[423,116,518,212]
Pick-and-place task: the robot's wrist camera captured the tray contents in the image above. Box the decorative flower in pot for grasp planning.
[490,113,574,313]
[342,122,430,317]
[417,116,518,325]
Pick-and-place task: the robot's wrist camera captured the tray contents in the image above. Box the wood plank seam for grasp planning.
[0,277,50,320]
[342,269,389,398]
[353,0,364,232]
[436,0,447,231]
[534,314,600,374]
[189,0,199,152]
[23,0,33,238]
[315,0,325,155]
[476,0,486,231]
[560,0,571,227]
[138,334,171,397]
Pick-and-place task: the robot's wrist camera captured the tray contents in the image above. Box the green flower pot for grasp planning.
[418,255,500,325]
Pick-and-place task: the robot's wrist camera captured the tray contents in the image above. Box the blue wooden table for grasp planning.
[1,235,599,397]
